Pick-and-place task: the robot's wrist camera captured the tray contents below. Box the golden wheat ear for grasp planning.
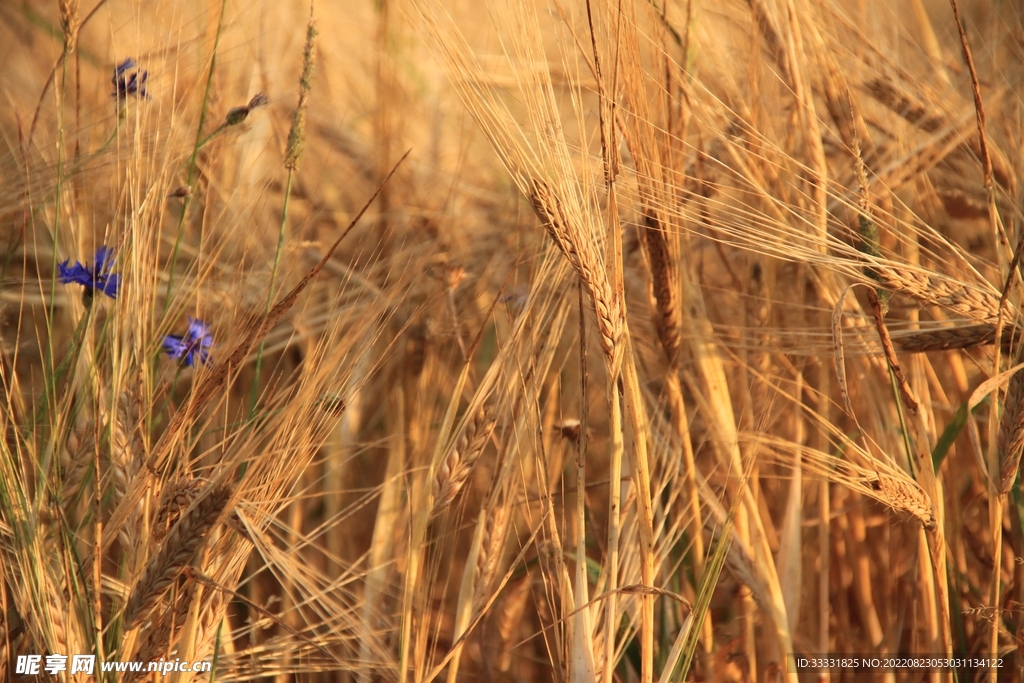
[122,484,233,631]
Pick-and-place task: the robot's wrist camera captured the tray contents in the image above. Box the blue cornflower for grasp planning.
[112,58,149,100]
[162,318,213,367]
[58,246,120,299]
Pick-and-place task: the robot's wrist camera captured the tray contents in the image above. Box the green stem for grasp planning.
[249,170,294,418]
[889,366,916,476]
[196,122,229,151]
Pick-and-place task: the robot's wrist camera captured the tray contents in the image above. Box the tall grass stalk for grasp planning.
[251,9,316,418]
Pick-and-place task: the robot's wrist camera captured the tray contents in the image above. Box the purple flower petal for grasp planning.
[112,58,150,99]
[57,246,120,299]
[163,317,213,366]
[115,57,137,75]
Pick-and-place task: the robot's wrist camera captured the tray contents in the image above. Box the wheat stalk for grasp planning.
[431,407,496,516]
[59,418,92,503]
[123,485,233,630]
[638,211,682,367]
[895,323,1015,352]
[153,477,206,542]
[527,177,622,361]
[998,358,1024,495]
[871,474,935,528]
[870,266,1010,324]
[57,0,79,53]
[472,503,511,614]
[495,575,533,673]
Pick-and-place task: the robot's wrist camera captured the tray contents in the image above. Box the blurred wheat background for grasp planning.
[0,0,1022,681]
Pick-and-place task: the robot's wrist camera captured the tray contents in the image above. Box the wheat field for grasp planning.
[0,0,1022,681]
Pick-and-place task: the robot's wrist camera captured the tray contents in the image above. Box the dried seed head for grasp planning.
[60,419,93,502]
[284,15,317,171]
[248,91,270,109]
[870,265,1009,325]
[58,0,79,53]
[225,91,269,126]
[427,262,468,290]
[871,475,934,528]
